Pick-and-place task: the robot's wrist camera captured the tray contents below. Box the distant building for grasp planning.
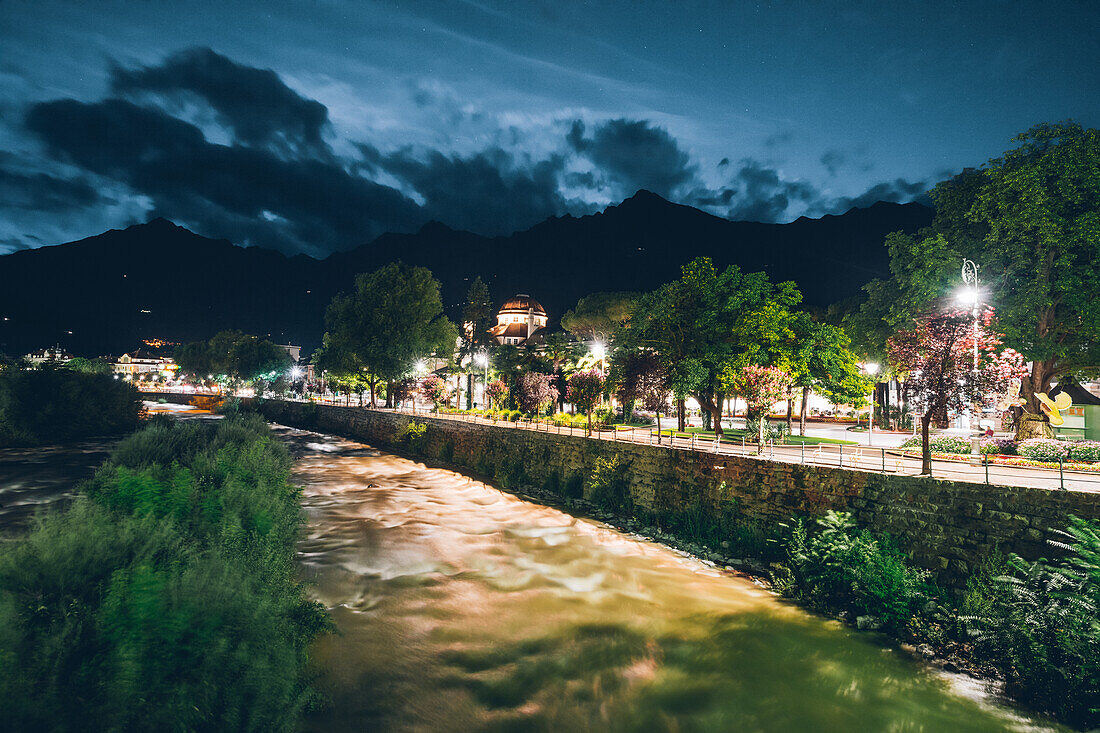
[489,294,548,346]
[276,344,302,363]
[112,349,176,377]
[25,346,74,364]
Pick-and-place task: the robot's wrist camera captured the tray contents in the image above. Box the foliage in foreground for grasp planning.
[0,415,331,732]
[769,510,1100,729]
[0,364,143,446]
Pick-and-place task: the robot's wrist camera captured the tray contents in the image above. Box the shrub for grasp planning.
[1066,440,1100,463]
[980,436,1018,455]
[1018,438,1069,463]
[0,365,143,446]
[776,511,934,635]
[397,421,429,453]
[0,416,330,731]
[968,516,1100,728]
[586,455,632,511]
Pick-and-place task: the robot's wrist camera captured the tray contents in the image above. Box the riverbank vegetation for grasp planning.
[0,414,330,731]
[0,362,143,446]
[646,500,1100,729]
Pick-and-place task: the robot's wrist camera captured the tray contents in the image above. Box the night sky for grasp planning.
[1,0,1096,257]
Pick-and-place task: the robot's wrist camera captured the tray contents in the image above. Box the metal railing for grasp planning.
[249,395,1100,494]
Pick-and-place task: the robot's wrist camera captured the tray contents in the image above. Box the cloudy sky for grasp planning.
[1,0,1096,256]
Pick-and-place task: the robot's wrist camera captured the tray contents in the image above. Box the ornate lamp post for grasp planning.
[864,362,879,445]
[957,258,982,430]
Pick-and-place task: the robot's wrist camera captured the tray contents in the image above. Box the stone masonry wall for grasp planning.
[254,400,1100,587]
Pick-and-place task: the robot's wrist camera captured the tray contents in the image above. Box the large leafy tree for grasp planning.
[515,372,558,416]
[851,122,1100,411]
[788,314,869,436]
[320,262,458,406]
[626,257,801,436]
[567,370,604,435]
[176,331,291,384]
[560,291,639,343]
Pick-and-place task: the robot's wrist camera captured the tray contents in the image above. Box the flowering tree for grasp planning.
[485,379,508,410]
[515,372,559,416]
[728,364,789,446]
[419,375,448,410]
[635,356,672,442]
[888,310,1026,474]
[567,370,605,435]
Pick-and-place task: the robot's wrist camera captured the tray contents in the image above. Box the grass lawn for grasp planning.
[649,426,856,446]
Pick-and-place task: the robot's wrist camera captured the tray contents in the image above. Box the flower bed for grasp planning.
[898,449,1100,473]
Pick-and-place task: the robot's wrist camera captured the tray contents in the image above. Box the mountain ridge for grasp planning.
[0,191,932,355]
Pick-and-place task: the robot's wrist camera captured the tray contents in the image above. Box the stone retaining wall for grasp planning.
[254,400,1100,587]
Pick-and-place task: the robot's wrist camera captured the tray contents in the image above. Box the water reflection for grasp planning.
[282,427,1046,732]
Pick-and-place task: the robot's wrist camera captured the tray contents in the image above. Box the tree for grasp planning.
[459,277,495,409]
[419,375,448,410]
[515,372,558,416]
[634,355,672,442]
[320,262,458,407]
[560,292,639,343]
[788,315,869,436]
[728,364,789,447]
[888,311,1026,474]
[541,332,578,413]
[485,379,508,410]
[625,258,801,436]
[176,331,290,385]
[65,357,113,375]
[851,122,1100,412]
[567,370,604,435]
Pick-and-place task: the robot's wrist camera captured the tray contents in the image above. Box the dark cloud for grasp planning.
[0,154,106,212]
[835,177,930,210]
[721,159,819,223]
[567,118,694,198]
[366,145,571,235]
[16,48,936,255]
[111,47,331,157]
[764,131,793,148]
[26,98,424,254]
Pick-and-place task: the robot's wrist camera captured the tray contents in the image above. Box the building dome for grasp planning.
[498,294,546,316]
[490,293,548,345]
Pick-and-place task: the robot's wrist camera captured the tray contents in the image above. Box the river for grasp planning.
[282,425,1052,732]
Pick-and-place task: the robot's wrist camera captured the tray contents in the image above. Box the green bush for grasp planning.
[397,421,429,453]
[586,455,632,511]
[0,364,143,446]
[0,416,330,731]
[776,511,934,635]
[967,517,1100,728]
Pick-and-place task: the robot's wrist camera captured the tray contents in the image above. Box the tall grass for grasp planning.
[0,414,330,731]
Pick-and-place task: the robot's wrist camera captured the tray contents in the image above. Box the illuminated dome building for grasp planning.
[489,294,548,346]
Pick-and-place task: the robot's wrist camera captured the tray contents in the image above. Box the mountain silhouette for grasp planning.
[0,191,931,356]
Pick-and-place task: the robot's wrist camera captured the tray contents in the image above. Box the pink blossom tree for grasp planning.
[728,364,790,447]
[419,374,449,410]
[485,379,508,410]
[888,309,1026,474]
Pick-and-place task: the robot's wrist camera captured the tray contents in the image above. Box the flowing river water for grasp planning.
[283,425,1054,733]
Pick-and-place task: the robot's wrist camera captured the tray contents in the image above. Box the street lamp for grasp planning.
[864,362,880,445]
[957,258,982,429]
